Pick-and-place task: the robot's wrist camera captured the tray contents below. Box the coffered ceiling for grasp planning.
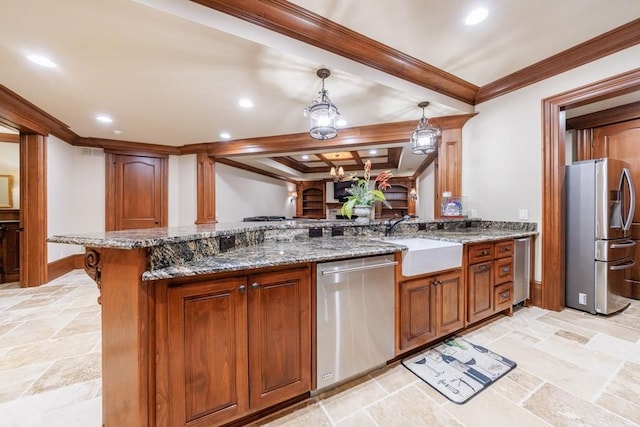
[0,1,639,180]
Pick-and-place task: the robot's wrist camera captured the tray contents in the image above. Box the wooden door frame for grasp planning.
[541,68,640,311]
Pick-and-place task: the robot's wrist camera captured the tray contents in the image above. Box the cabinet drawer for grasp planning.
[494,256,513,284]
[495,241,514,259]
[494,282,513,312]
[468,243,493,264]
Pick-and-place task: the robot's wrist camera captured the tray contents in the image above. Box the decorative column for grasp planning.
[195,152,217,224]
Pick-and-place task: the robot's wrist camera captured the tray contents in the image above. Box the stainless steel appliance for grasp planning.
[566,158,636,314]
[513,237,531,305]
[316,255,396,391]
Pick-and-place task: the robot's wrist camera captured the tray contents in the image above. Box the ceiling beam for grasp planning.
[201,114,476,158]
[216,157,299,184]
[0,133,19,143]
[191,0,478,105]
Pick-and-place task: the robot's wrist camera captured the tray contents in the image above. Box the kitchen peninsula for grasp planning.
[49,219,536,427]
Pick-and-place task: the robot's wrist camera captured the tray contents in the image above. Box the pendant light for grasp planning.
[410,102,441,155]
[304,68,340,140]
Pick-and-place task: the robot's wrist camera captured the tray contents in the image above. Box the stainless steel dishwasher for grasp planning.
[316,255,397,391]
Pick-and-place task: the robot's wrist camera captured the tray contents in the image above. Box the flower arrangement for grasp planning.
[340,160,393,219]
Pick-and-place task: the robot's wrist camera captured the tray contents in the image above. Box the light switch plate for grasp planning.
[518,209,528,220]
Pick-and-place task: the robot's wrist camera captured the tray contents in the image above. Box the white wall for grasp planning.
[47,137,105,262]
[462,44,640,281]
[216,162,296,223]
[0,142,20,209]
[417,162,435,219]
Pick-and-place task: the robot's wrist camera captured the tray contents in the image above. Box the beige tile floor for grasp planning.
[1,270,639,426]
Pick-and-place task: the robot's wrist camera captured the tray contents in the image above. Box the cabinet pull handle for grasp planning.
[501,266,510,273]
[479,250,489,256]
[432,280,440,286]
[476,265,489,272]
[239,285,246,293]
[500,291,510,299]
[502,247,510,252]
[251,282,260,290]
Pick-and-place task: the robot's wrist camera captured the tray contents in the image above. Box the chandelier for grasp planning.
[304,68,340,140]
[410,102,441,155]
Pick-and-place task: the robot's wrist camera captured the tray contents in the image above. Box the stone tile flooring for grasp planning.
[1,270,639,426]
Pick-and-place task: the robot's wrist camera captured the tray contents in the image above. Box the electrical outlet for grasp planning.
[578,293,587,305]
[518,209,528,220]
[219,235,235,252]
[331,226,344,237]
[418,223,427,231]
[437,222,444,230]
[309,227,323,238]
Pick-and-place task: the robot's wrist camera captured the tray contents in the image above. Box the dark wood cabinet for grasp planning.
[297,181,325,219]
[165,267,311,426]
[399,268,463,352]
[467,240,514,325]
[376,177,416,219]
[0,221,20,283]
[167,277,248,426]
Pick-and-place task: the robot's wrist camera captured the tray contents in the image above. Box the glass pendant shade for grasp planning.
[309,100,338,140]
[410,102,441,155]
[305,68,340,140]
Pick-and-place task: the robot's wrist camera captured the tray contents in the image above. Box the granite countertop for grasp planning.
[141,237,404,280]
[47,220,383,249]
[142,229,538,281]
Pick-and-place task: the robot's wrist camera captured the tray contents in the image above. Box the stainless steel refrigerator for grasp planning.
[566,158,636,315]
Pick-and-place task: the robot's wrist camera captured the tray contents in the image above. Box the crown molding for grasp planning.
[566,100,640,130]
[0,85,78,143]
[476,18,640,104]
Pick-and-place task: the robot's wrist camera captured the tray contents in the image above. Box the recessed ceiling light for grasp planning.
[369,149,377,155]
[302,155,309,160]
[113,129,122,135]
[220,132,231,139]
[336,118,348,127]
[465,7,488,25]
[238,98,253,109]
[27,54,57,68]
[96,115,113,123]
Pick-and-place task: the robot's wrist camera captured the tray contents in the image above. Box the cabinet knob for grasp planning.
[501,266,510,273]
[251,282,260,290]
[476,265,489,273]
[480,250,488,256]
[239,285,247,293]
[432,280,439,286]
[500,291,510,299]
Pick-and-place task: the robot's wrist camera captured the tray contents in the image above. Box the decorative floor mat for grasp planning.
[402,336,517,404]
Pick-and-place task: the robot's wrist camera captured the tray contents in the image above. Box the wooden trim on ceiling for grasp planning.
[190,0,478,105]
[199,115,476,158]
[476,18,640,104]
[76,137,181,156]
[411,153,437,181]
[216,157,299,184]
[541,68,640,312]
[0,85,78,143]
[566,100,640,130]
[0,133,19,143]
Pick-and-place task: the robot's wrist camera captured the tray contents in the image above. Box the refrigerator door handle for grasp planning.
[610,240,637,249]
[609,259,635,271]
[622,167,635,232]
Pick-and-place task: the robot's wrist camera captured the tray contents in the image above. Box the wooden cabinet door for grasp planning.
[107,154,167,231]
[467,261,493,324]
[0,221,20,283]
[248,268,311,410]
[435,269,464,336]
[167,278,249,426]
[399,276,436,351]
